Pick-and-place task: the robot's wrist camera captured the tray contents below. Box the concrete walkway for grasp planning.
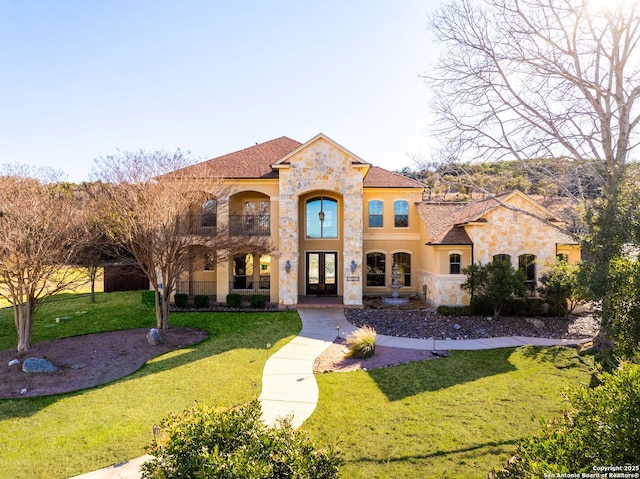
[70,308,587,478]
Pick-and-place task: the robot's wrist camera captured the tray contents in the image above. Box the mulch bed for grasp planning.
[0,327,208,398]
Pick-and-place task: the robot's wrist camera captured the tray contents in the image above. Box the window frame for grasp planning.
[368,200,384,228]
[305,197,338,239]
[366,252,386,287]
[392,251,411,287]
[393,200,409,228]
[449,253,462,275]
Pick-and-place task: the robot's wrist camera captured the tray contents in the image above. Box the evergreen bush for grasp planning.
[141,290,155,306]
[141,399,341,479]
[490,363,640,478]
[226,293,242,308]
[250,294,266,308]
[194,295,209,309]
[173,293,188,308]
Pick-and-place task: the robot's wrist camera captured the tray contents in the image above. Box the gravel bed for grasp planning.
[344,308,599,340]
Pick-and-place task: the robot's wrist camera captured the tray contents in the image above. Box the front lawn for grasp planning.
[304,346,594,479]
[0,292,300,479]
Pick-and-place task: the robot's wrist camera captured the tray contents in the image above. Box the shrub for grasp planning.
[250,294,266,308]
[141,399,341,479]
[226,293,242,308]
[538,259,583,318]
[346,326,377,359]
[141,290,155,307]
[461,260,527,319]
[173,293,188,308]
[489,363,640,478]
[437,305,472,316]
[194,295,209,309]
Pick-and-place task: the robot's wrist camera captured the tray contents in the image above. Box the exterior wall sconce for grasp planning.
[285,260,291,273]
[350,259,357,273]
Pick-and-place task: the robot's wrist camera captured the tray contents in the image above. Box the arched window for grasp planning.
[493,254,511,264]
[449,253,461,274]
[368,200,383,227]
[233,253,253,289]
[519,254,537,296]
[392,252,411,286]
[306,197,338,238]
[394,200,409,228]
[366,252,386,286]
[201,199,217,228]
[203,251,216,271]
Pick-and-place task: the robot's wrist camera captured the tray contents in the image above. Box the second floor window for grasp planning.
[244,200,269,234]
[306,197,338,238]
[201,199,217,228]
[394,200,409,228]
[368,200,383,227]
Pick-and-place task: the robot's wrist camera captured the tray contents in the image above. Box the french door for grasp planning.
[306,252,337,295]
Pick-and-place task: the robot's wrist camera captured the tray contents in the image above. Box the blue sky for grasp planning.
[1,1,440,182]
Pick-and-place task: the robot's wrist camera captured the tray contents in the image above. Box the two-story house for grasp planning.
[171,133,580,308]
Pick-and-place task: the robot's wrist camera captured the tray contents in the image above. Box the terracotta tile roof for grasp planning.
[166,136,302,179]
[363,166,425,188]
[417,202,474,244]
[418,191,576,244]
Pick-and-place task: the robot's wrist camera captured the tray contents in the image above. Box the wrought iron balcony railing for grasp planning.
[229,215,270,236]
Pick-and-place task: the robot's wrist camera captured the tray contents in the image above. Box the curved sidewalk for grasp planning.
[70,307,587,478]
[259,308,588,428]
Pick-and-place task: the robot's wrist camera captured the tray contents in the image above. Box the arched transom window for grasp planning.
[306,197,338,239]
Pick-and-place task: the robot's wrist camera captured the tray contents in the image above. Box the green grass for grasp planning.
[1,293,596,478]
[0,292,301,479]
[304,346,595,479]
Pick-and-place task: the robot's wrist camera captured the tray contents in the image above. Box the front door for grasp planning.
[306,252,337,295]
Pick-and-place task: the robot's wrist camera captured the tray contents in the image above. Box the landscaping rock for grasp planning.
[72,363,86,370]
[22,357,58,373]
[20,388,27,395]
[525,318,546,329]
[147,328,162,346]
[345,308,598,340]
[8,359,20,367]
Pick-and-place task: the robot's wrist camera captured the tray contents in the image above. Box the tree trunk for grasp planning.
[16,300,34,352]
[89,266,97,304]
[154,288,171,329]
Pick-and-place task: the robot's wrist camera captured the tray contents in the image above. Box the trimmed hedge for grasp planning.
[194,295,209,309]
[141,290,156,306]
[226,293,242,308]
[174,293,188,308]
[250,294,266,308]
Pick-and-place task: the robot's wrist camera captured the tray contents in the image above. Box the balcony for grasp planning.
[182,215,217,236]
[229,215,270,236]
[175,280,217,299]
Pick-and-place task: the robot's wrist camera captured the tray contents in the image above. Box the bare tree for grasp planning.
[0,176,84,351]
[91,149,272,330]
[426,0,640,198]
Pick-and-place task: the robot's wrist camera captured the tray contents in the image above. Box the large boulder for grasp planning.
[22,357,58,373]
[147,328,163,346]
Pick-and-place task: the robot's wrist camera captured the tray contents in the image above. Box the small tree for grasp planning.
[0,175,85,351]
[461,260,526,319]
[141,399,341,479]
[538,259,583,318]
[490,363,640,478]
[91,149,272,330]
